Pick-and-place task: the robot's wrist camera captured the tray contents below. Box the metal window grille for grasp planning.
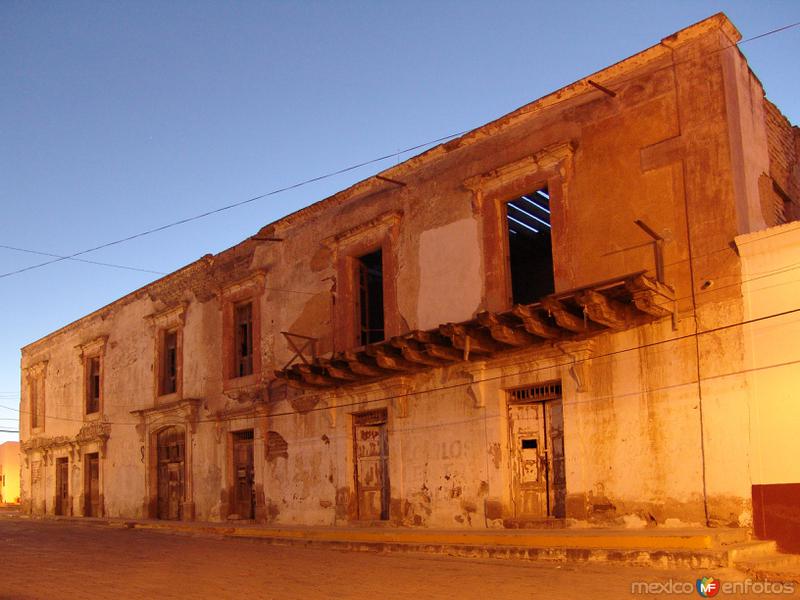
[508,381,562,403]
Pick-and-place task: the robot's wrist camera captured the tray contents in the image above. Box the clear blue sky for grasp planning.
[1,1,798,442]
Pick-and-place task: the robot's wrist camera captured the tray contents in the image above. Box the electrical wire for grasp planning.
[9,303,800,428]
[1,19,797,282]
[0,245,165,276]
[0,131,467,280]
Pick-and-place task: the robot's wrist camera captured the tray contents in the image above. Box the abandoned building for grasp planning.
[19,13,800,553]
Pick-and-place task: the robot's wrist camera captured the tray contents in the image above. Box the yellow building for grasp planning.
[0,441,20,505]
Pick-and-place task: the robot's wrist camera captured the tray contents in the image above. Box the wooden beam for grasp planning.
[319,360,360,381]
[425,343,464,362]
[540,298,588,333]
[298,371,338,387]
[575,289,635,329]
[625,274,675,318]
[511,305,564,339]
[439,323,503,354]
[366,345,419,371]
[477,312,537,347]
[341,350,389,377]
[390,337,447,366]
[291,364,338,387]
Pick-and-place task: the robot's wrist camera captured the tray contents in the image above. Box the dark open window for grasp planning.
[160,329,178,395]
[30,376,42,429]
[357,249,384,346]
[86,356,100,414]
[234,302,254,377]
[506,186,554,305]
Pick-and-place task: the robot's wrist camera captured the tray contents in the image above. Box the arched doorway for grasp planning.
[156,426,185,520]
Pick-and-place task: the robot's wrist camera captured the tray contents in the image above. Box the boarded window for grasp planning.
[234,302,254,377]
[86,356,101,414]
[357,250,384,346]
[506,187,554,304]
[160,329,178,395]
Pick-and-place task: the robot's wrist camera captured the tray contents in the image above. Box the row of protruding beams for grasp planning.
[276,273,674,388]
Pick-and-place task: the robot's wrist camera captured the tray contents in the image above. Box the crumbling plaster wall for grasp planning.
[19,14,783,529]
[257,18,758,527]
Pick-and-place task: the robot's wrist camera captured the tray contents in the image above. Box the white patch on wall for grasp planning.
[417,218,481,330]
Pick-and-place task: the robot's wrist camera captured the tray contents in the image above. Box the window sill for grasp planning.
[156,391,181,406]
[223,373,261,392]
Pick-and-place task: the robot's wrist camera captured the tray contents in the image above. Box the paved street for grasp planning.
[0,517,794,600]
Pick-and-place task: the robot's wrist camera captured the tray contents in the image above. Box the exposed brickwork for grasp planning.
[764,99,800,223]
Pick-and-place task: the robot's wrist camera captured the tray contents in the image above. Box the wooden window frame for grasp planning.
[148,305,186,404]
[221,273,265,389]
[78,337,107,419]
[465,143,574,312]
[25,361,47,433]
[85,355,101,415]
[233,301,254,378]
[326,211,402,352]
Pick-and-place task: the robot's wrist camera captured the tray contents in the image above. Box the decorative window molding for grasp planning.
[324,211,402,352]
[77,337,107,419]
[24,361,48,433]
[220,272,266,389]
[147,304,187,403]
[464,142,576,312]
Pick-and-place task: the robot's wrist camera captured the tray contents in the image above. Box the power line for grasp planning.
[0,131,467,280]
[11,304,800,427]
[2,19,797,283]
[0,245,165,276]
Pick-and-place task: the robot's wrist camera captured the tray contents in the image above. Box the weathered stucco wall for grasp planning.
[18,14,797,533]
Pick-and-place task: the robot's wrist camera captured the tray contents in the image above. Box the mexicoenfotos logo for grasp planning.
[696,577,720,597]
[630,576,796,596]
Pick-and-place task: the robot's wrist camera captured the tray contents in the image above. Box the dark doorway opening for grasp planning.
[506,187,554,305]
[55,457,69,516]
[232,430,255,520]
[357,250,384,346]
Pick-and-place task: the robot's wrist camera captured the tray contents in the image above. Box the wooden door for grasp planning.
[233,431,254,519]
[84,453,100,517]
[55,458,69,516]
[508,398,567,519]
[509,402,547,518]
[354,411,389,520]
[157,427,185,520]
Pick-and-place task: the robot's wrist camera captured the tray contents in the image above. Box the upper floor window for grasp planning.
[325,210,401,352]
[85,355,101,414]
[220,273,264,387]
[465,142,574,312]
[160,329,178,395]
[30,374,43,429]
[149,305,185,401]
[505,186,554,305]
[357,249,385,345]
[78,337,106,417]
[25,361,47,431]
[234,301,254,378]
